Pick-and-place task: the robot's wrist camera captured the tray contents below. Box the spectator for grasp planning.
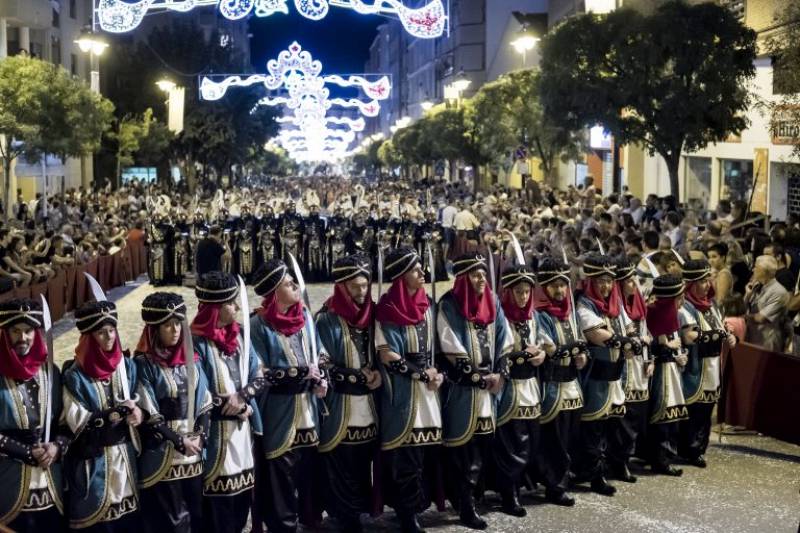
[744,255,789,352]
[763,242,795,292]
[707,242,733,303]
[195,225,228,276]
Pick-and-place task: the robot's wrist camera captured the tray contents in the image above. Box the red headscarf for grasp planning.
[581,278,621,318]
[451,274,496,325]
[325,283,374,330]
[0,329,48,381]
[646,297,680,338]
[135,326,196,368]
[533,285,572,322]
[191,303,240,355]
[501,284,535,324]
[75,334,123,380]
[258,293,306,337]
[685,280,714,313]
[375,277,430,326]
[618,280,647,322]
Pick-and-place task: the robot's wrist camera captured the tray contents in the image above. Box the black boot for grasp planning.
[611,462,637,483]
[399,512,426,533]
[590,476,617,496]
[500,487,526,517]
[545,488,576,507]
[687,455,707,468]
[459,492,488,530]
[652,463,683,477]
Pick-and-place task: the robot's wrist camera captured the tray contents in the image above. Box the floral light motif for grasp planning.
[94,0,447,38]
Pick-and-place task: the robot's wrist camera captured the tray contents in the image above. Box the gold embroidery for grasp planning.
[401,427,442,446]
[101,495,138,523]
[291,428,319,449]
[608,403,627,418]
[204,469,255,496]
[513,405,542,419]
[626,389,649,402]
[653,404,689,424]
[474,417,494,434]
[695,389,720,404]
[164,462,203,482]
[342,425,378,443]
[23,487,54,511]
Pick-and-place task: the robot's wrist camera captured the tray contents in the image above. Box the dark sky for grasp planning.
[249,10,382,74]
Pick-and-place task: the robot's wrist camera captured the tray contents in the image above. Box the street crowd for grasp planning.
[0,174,797,533]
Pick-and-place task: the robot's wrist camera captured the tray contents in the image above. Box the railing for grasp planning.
[0,237,148,322]
[720,342,800,446]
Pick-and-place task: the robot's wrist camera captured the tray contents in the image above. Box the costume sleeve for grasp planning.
[679,307,697,328]
[134,357,160,417]
[494,304,515,358]
[577,304,604,333]
[437,306,468,358]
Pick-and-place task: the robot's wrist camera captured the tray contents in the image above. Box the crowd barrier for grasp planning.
[719,342,800,446]
[0,238,148,322]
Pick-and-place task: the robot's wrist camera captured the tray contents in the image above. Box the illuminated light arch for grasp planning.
[94,0,448,39]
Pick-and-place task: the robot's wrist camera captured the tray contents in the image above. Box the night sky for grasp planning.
[249,10,382,74]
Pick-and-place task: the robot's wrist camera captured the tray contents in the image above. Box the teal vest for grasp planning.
[250,310,322,459]
[0,365,64,524]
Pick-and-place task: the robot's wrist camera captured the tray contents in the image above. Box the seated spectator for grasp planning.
[744,255,789,352]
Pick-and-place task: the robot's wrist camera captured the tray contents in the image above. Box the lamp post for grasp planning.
[510,23,540,69]
[75,28,108,191]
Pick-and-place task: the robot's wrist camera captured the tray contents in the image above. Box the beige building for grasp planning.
[0,0,98,206]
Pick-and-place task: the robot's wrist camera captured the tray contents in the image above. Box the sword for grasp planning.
[40,295,54,444]
[504,230,525,266]
[425,244,437,368]
[596,237,605,255]
[485,238,497,296]
[287,252,318,366]
[182,318,197,430]
[238,276,250,387]
[561,246,581,344]
[377,245,384,301]
[84,273,135,403]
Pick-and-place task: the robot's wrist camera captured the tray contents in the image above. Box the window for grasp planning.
[52,7,60,28]
[721,159,753,203]
[71,54,78,76]
[70,0,76,19]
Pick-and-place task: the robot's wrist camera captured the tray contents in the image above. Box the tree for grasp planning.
[377,139,402,171]
[470,69,583,184]
[107,108,173,183]
[0,55,113,217]
[539,0,757,197]
[765,2,800,159]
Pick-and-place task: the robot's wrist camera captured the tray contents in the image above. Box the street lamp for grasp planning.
[421,100,434,111]
[156,79,177,93]
[74,28,108,190]
[510,24,540,68]
[452,69,471,93]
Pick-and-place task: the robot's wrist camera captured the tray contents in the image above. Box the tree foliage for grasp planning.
[538,0,757,196]
[0,55,113,216]
[765,2,800,159]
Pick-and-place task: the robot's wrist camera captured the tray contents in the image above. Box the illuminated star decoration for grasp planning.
[94,0,448,39]
[199,42,391,163]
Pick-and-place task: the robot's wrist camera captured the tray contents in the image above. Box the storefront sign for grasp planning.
[772,106,800,145]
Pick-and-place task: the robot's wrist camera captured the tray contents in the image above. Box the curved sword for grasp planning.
[287,252,318,365]
[238,276,250,387]
[40,295,54,444]
[425,243,437,367]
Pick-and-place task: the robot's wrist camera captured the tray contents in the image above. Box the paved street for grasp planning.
[51,277,800,533]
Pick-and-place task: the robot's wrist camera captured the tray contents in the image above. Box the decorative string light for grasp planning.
[94,0,448,39]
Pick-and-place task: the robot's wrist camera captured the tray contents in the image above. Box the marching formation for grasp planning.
[0,242,734,533]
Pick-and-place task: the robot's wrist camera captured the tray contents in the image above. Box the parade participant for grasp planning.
[437,253,512,530]
[0,299,68,530]
[316,255,381,533]
[644,275,688,476]
[192,272,263,533]
[533,257,586,506]
[375,246,443,533]
[574,255,640,496]
[279,201,304,262]
[607,260,653,483]
[250,259,328,533]
[304,204,327,281]
[494,265,546,517]
[680,259,736,468]
[63,300,142,530]
[134,292,213,533]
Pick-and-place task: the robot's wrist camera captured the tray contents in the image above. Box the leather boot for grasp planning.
[500,486,526,517]
[590,476,617,496]
[399,512,426,533]
[545,488,576,507]
[611,462,637,483]
[459,491,488,530]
